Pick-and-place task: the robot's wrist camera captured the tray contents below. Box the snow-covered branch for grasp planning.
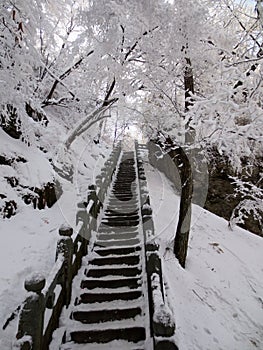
[64,98,118,149]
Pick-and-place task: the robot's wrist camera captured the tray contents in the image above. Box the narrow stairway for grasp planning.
[61,150,151,349]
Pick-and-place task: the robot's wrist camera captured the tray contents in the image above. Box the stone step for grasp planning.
[97,226,138,234]
[96,237,140,247]
[101,214,139,221]
[109,191,136,195]
[111,183,135,187]
[81,277,142,290]
[85,266,141,278]
[107,198,138,204]
[60,340,145,350]
[90,255,140,266]
[71,306,142,324]
[112,180,134,183]
[105,206,139,212]
[73,297,143,311]
[97,232,138,241]
[101,220,140,227]
[115,177,136,182]
[94,246,141,256]
[116,169,136,173]
[104,210,138,216]
[75,290,142,304]
[70,326,146,344]
[113,185,136,190]
[110,195,135,201]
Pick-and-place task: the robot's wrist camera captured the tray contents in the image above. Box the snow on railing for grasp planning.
[12,144,121,350]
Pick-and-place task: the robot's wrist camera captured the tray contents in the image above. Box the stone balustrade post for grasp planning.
[56,225,74,306]
[87,184,101,219]
[14,275,46,350]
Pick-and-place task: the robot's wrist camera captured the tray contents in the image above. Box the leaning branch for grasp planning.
[102,78,116,106]
[44,50,94,103]
[64,98,118,149]
[40,63,76,101]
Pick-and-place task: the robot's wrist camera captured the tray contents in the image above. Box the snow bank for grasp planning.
[145,163,263,350]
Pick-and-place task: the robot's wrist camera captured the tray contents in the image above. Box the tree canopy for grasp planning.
[0,0,262,234]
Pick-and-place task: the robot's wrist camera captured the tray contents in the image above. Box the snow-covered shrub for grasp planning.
[230,176,263,233]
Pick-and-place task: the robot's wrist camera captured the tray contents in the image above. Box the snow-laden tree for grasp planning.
[1,0,262,257]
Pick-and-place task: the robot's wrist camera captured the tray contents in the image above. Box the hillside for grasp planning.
[145,161,263,350]
[0,146,262,349]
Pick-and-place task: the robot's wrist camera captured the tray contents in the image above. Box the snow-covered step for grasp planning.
[89,254,141,266]
[104,206,139,212]
[70,325,146,344]
[104,211,139,217]
[102,213,139,220]
[78,285,142,294]
[71,306,143,324]
[101,219,140,227]
[95,237,141,247]
[98,226,139,233]
[71,300,144,314]
[96,232,139,242]
[80,276,142,290]
[94,246,141,256]
[75,289,142,304]
[107,198,138,205]
[66,316,145,332]
[60,340,145,350]
[70,327,145,344]
[85,266,142,278]
[59,150,150,349]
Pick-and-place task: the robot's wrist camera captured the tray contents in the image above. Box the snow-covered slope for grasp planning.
[0,127,112,349]
[146,163,263,350]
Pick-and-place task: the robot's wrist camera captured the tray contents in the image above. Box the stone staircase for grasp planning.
[61,150,152,349]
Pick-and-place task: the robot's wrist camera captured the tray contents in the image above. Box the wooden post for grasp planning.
[15,275,46,350]
[56,225,74,306]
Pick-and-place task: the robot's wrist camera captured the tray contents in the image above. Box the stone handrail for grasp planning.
[135,142,178,350]
[13,145,121,350]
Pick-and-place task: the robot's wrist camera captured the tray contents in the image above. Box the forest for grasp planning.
[0,1,263,349]
[0,0,262,235]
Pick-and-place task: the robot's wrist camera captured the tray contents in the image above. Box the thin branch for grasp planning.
[225,1,262,49]
[249,75,263,98]
[227,56,263,66]
[120,24,125,53]
[124,25,159,62]
[145,74,183,117]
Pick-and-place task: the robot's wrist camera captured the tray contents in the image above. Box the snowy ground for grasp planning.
[0,142,262,350]
[145,162,263,350]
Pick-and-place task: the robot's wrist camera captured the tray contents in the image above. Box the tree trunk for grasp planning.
[156,135,193,268]
[184,56,195,144]
[184,57,194,112]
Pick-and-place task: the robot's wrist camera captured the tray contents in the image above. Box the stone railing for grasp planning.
[135,142,178,350]
[12,145,121,350]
